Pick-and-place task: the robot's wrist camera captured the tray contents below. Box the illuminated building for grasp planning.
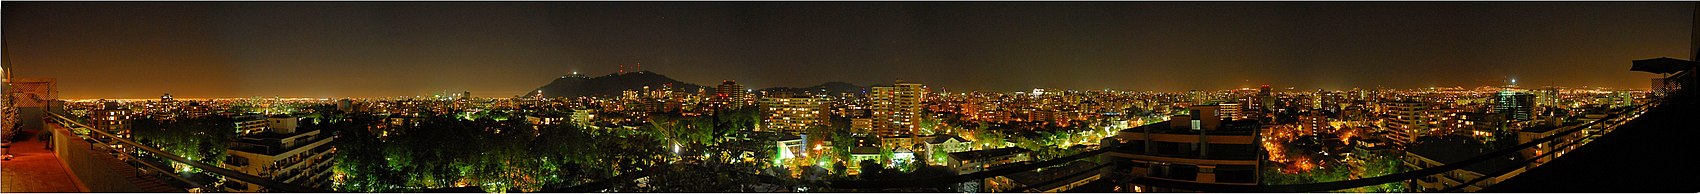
[947,147,1033,192]
[1105,105,1261,192]
[774,134,807,162]
[1516,125,1586,169]
[223,115,336,192]
[150,93,181,120]
[233,114,268,135]
[1217,102,1243,120]
[570,109,593,127]
[1299,110,1328,134]
[848,146,884,175]
[760,94,827,133]
[525,115,566,126]
[1495,91,1534,121]
[1385,100,1430,146]
[90,101,133,138]
[1405,136,1523,192]
[1242,96,1264,122]
[851,118,874,134]
[1258,85,1275,113]
[871,81,926,136]
[184,101,210,118]
[715,80,746,108]
[922,135,972,165]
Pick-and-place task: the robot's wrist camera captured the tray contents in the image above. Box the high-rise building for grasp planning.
[871,81,926,136]
[151,93,181,120]
[1385,100,1429,146]
[1258,85,1275,111]
[1495,91,1534,121]
[761,94,828,133]
[1243,96,1264,122]
[1535,87,1559,108]
[90,101,132,138]
[1300,110,1329,134]
[715,80,746,108]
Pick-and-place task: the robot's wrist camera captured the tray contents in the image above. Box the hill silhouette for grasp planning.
[526,71,704,98]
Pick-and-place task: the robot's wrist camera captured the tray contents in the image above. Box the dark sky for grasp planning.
[4,2,1692,99]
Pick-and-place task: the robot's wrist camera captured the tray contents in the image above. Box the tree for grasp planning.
[832,161,848,176]
[130,116,235,173]
[859,159,884,179]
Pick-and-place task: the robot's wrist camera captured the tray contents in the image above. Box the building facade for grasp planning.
[761,95,828,133]
[1104,106,1261,192]
[1495,91,1534,121]
[870,81,926,136]
[221,115,336,192]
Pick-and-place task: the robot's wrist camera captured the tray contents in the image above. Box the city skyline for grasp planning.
[5,2,1691,99]
[35,69,1660,100]
[5,2,1697,193]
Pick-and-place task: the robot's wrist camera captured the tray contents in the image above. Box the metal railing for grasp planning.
[691,100,1656,192]
[47,112,330,192]
[1116,101,1652,192]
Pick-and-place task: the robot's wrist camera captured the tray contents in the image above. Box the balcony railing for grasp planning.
[665,98,1657,192]
[1115,99,1653,192]
[47,112,330,193]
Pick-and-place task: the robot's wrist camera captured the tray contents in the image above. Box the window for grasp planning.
[225,156,251,167]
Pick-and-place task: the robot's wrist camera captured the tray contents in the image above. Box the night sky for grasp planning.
[4,2,1693,99]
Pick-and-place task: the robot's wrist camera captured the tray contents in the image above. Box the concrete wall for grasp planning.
[50,124,182,192]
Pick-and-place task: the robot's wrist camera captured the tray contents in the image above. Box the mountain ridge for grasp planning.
[526,71,705,98]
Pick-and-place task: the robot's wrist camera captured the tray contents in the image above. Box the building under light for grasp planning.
[1495,91,1534,121]
[221,115,336,192]
[871,81,926,136]
[1103,105,1261,192]
[90,101,133,139]
[761,94,828,133]
[715,80,747,108]
[1385,100,1431,146]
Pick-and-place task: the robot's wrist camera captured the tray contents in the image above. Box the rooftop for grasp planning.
[229,129,333,156]
[947,147,1032,161]
[1003,161,1101,191]
[1118,120,1259,135]
[1109,140,1260,160]
[926,134,968,144]
[1406,136,1522,174]
[850,146,882,155]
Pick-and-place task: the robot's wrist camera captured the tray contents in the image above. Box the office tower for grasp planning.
[1495,91,1534,121]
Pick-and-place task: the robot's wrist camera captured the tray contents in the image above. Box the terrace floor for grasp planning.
[1,129,84,192]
